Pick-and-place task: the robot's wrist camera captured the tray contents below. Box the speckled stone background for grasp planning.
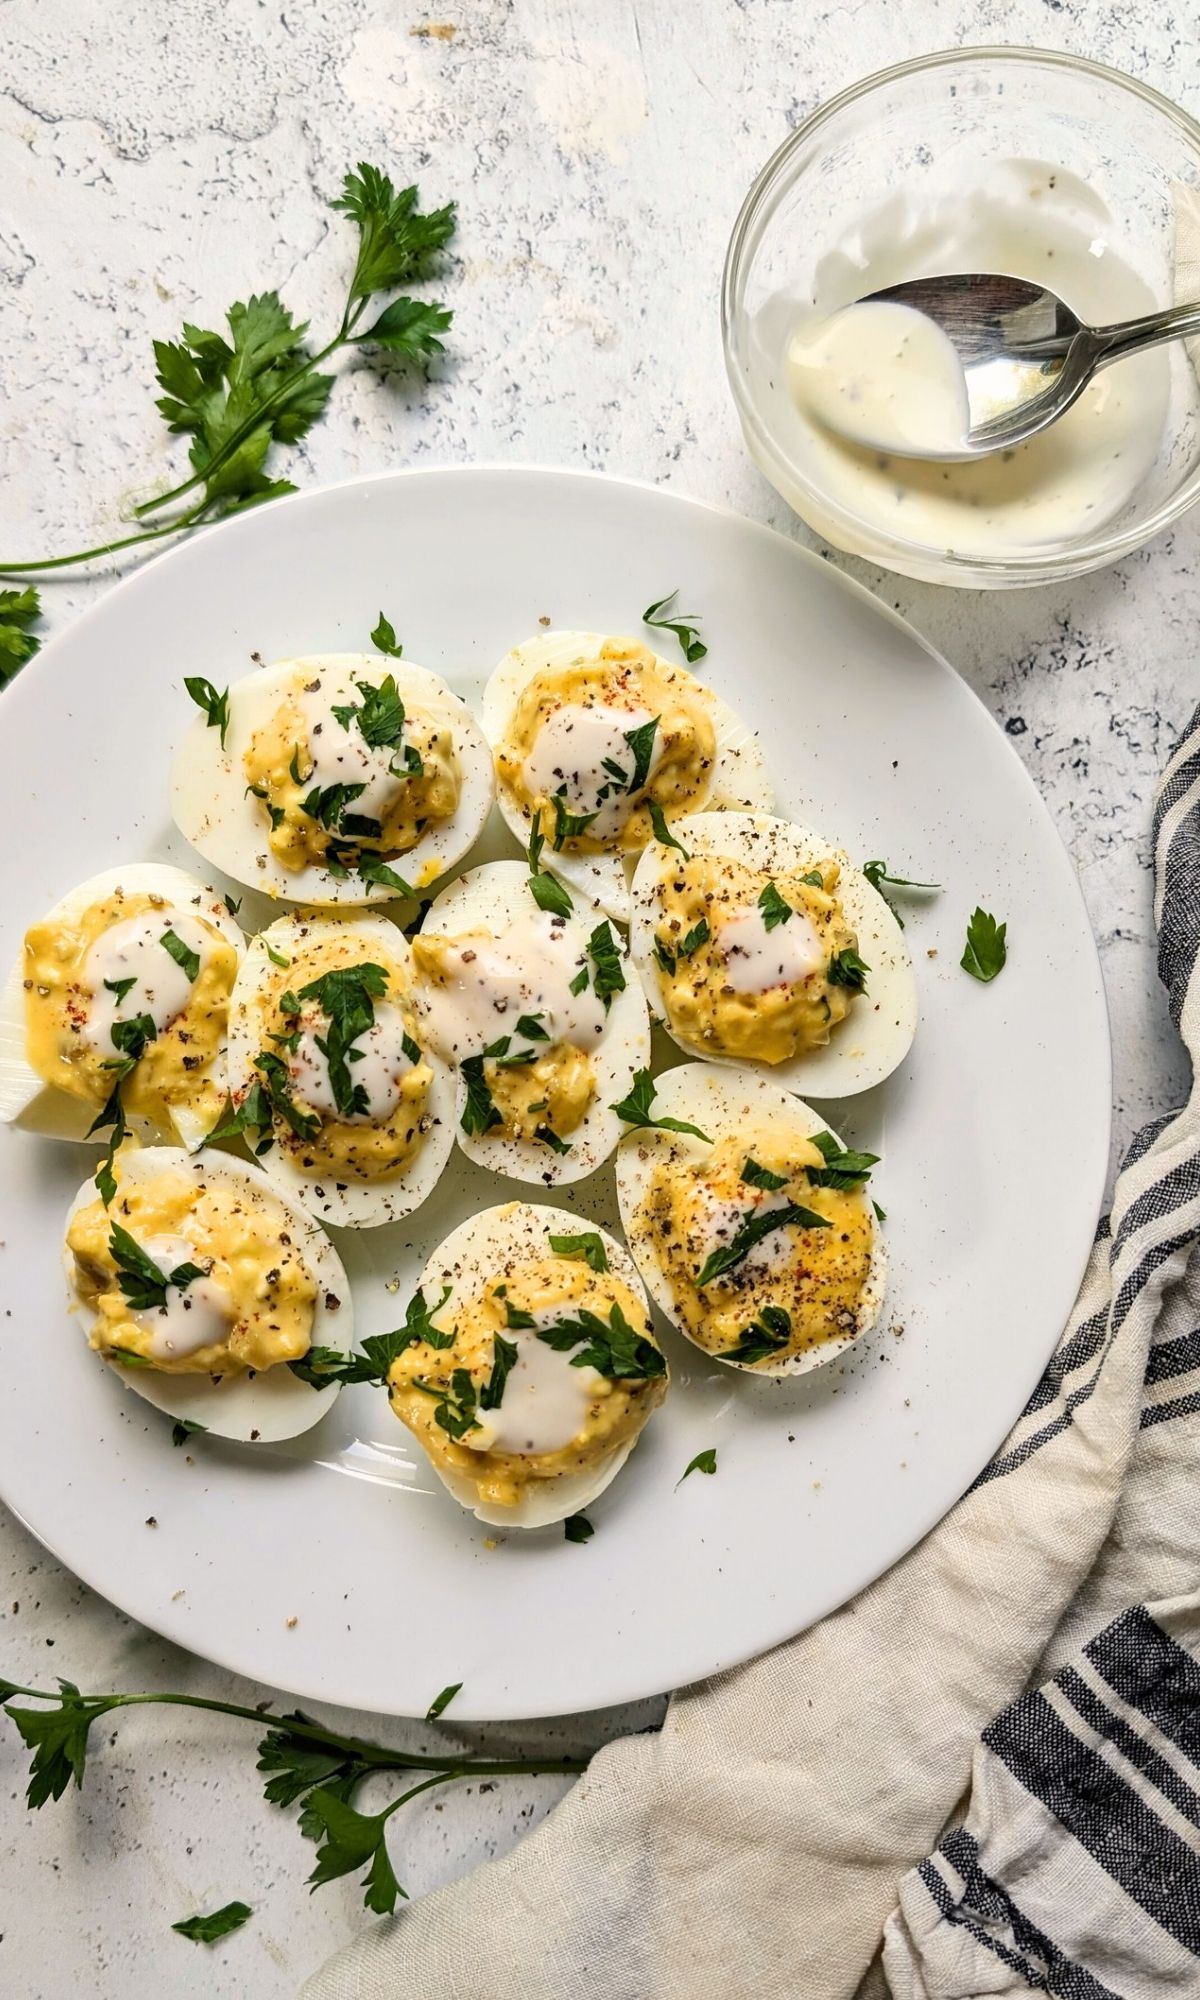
[2,4,1197,1994]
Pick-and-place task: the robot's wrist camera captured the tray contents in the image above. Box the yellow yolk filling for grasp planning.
[67,1166,319,1376]
[249,932,433,1183]
[388,1255,668,1508]
[243,685,460,874]
[641,1131,875,1366]
[23,891,237,1132]
[652,853,859,1063]
[484,1045,594,1142]
[497,639,716,851]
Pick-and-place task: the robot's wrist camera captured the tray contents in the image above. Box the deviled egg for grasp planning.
[408,859,650,1183]
[629,811,917,1096]
[0,863,244,1149]
[482,631,771,923]
[388,1202,669,1527]
[64,1145,351,1441]
[615,1064,886,1377]
[171,653,494,907]
[224,910,455,1228]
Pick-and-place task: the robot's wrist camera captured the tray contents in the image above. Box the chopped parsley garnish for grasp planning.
[961,907,1007,983]
[401,1030,422,1065]
[479,1333,518,1411]
[515,1013,549,1041]
[862,859,940,929]
[742,1157,789,1191]
[564,1513,594,1543]
[356,852,415,896]
[677,1447,717,1484]
[103,976,137,1005]
[424,1682,462,1723]
[526,810,573,918]
[623,716,659,792]
[109,1222,203,1315]
[247,782,286,831]
[107,1013,157,1066]
[160,928,201,984]
[548,1231,609,1273]
[301,780,367,830]
[265,942,291,969]
[208,1077,272,1144]
[535,1302,665,1380]
[184,676,230,747]
[223,893,242,916]
[642,590,707,664]
[502,1298,536,1329]
[807,1130,878,1191]
[587,921,626,1009]
[297,962,388,1119]
[569,964,589,996]
[171,1419,208,1446]
[828,947,869,993]
[288,1286,455,1388]
[370,613,403,659]
[654,918,709,978]
[695,1202,829,1288]
[757,880,792,931]
[800,870,825,890]
[414,1367,480,1440]
[88,1078,129,1206]
[172,1902,253,1945]
[535,1124,572,1155]
[647,799,688,857]
[550,791,598,850]
[722,1304,792,1365]
[460,1055,501,1136]
[610,1068,711,1143]
[253,1049,321,1142]
[334,672,406,749]
[289,745,306,784]
[873,1199,887,1223]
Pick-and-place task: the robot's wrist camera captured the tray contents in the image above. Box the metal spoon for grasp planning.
[859,273,1200,459]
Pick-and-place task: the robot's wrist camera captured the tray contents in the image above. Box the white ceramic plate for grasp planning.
[0,468,1109,1721]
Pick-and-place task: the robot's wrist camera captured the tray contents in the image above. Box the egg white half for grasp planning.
[170,653,494,907]
[615,1063,887,1378]
[225,910,456,1228]
[412,859,651,1184]
[628,811,917,1097]
[63,1146,351,1441]
[408,1201,662,1527]
[0,862,245,1150]
[481,630,773,924]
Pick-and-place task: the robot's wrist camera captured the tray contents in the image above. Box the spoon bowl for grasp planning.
[857,272,1200,459]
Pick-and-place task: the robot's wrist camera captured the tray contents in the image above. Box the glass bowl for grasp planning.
[722,48,1200,588]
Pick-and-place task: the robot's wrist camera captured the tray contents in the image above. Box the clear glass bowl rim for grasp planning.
[721,44,1200,582]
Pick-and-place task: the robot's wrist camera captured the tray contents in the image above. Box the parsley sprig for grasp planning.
[642,591,707,664]
[109,1223,203,1315]
[610,1068,711,1144]
[0,586,42,688]
[961,907,1007,983]
[0,1676,585,1920]
[695,1201,829,1288]
[862,859,940,929]
[0,165,454,583]
[288,1286,454,1389]
[526,810,573,920]
[535,1303,666,1380]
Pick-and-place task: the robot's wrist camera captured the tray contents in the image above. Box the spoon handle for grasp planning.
[1089,299,1200,366]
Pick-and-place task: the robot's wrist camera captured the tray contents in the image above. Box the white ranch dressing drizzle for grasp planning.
[469,1317,602,1456]
[715,902,825,992]
[689,1182,795,1280]
[298,682,433,824]
[522,701,661,842]
[417,912,606,1063]
[127,1232,234,1361]
[288,999,412,1124]
[82,911,212,1052]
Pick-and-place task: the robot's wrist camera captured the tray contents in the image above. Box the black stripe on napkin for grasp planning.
[919,1830,1122,2000]
[1057,1667,1200,1832]
[1086,1607,1200,1762]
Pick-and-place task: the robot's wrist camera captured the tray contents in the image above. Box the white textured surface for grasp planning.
[1,5,1196,1994]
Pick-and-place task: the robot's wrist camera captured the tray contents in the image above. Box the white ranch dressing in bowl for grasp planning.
[760,161,1169,561]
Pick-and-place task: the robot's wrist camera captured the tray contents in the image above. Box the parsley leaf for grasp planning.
[171,1419,208,1447]
[587,921,626,1009]
[288,1286,454,1388]
[87,1077,129,1207]
[301,780,367,830]
[657,916,711,972]
[184,677,230,746]
[414,1367,480,1439]
[610,1068,711,1143]
[265,942,291,969]
[103,975,136,1005]
[371,614,403,659]
[564,1513,594,1543]
[548,1231,609,1273]
[0,586,42,687]
[758,880,792,931]
[356,852,415,896]
[334,163,456,309]
[424,1683,462,1723]
[648,800,689,857]
[550,791,599,850]
[828,947,870,994]
[298,962,388,1119]
[460,1056,501,1137]
[722,1304,792,1365]
[535,1302,665,1380]
[303,1788,406,1915]
[535,1124,572,1155]
[623,716,660,792]
[515,1013,549,1041]
[525,810,574,918]
[742,1157,788,1191]
[807,1130,879,1191]
[160,928,201,984]
[677,1448,717,1485]
[172,1902,253,1945]
[642,590,707,664]
[109,1222,202,1315]
[479,1334,517,1411]
[253,1050,321,1142]
[695,1201,830,1288]
[862,859,940,929]
[208,1078,272,1144]
[961,907,1007,983]
[338,673,405,747]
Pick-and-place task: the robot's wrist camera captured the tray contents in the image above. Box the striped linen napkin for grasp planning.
[305,704,1200,2000]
